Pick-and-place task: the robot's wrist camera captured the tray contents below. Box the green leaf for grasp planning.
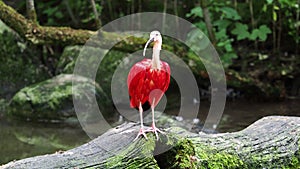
[267,0,273,4]
[220,7,241,20]
[215,29,228,40]
[273,11,278,21]
[231,23,250,40]
[249,29,260,40]
[225,43,233,52]
[186,29,210,52]
[186,6,203,18]
[195,22,207,35]
[213,19,231,30]
[250,25,271,41]
[263,4,268,12]
[258,25,272,41]
[221,52,237,68]
[55,11,63,19]
[43,6,58,16]
[274,5,280,10]
[258,53,269,60]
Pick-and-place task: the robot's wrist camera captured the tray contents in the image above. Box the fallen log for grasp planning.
[1,116,300,168]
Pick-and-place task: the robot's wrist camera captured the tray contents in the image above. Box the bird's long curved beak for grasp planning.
[143,37,154,57]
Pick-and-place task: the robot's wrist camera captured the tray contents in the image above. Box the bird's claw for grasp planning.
[146,124,165,141]
[134,127,148,141]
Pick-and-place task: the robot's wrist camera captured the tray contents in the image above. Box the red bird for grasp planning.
[127,31,171,140]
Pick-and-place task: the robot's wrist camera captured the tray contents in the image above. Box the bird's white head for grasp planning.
[143,30,162,57]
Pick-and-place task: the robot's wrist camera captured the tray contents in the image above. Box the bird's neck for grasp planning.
[152,43,161,70]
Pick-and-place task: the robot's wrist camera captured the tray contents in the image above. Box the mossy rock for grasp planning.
[56,45,127,98]
[55,45,82,74]
[8,74,112,121]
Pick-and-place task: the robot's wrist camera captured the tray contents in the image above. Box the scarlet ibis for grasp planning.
[127,31,171,140]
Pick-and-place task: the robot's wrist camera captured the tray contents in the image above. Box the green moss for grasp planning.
[286,156,300,169]
[286,140,300,168]
[106,131,200,169]
[148,131,196,169]
[106,134,159,169]
[171,139,196,168]
[191,140,300,168]
[8,74,112,121]
[193,142,245,169]
[246,139,300,168]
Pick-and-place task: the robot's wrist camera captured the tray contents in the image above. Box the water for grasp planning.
[0,99,299,165]
[217,99,300,132]
[0,118,89,165]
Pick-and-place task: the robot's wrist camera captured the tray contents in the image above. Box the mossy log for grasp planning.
[1,116,300,168]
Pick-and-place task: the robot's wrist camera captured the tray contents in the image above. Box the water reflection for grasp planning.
[216,99,300,132]
[0,118,89,165]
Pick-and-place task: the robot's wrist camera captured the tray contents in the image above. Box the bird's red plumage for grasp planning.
[127,58,170,109]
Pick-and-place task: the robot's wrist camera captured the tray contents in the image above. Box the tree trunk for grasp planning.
[1,116,300,168]
[89,0,101,29]
[200,0,216,45]
[26,0,37,23]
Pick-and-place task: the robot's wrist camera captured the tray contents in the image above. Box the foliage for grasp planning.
[184,0,299,97]
[0,21,48,98]
[187,2,237,68]
[16,0,102,29]
[263,0,300,46]
[186,1,273,68]
[0,98,7,114]
[231,24,272,41]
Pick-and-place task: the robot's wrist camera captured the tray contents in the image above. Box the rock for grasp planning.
[56,45,126,97]
[55,45,82,74]
[8,74,112,121]
[1,116,299,168]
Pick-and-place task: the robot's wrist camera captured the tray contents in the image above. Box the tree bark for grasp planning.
[200,0,216,45]
[26,0,37,23]
[1,116,300,168]
[90,0,101,29]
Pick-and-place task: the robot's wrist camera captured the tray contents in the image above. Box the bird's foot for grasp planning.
[146,124,165,140]
[134,127,148,141]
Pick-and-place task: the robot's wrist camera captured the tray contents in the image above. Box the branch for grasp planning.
[0,1,94,46]
[0,1,147,51]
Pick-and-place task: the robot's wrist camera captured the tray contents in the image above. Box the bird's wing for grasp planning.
[127,60,149,108]
[160,61,171,92]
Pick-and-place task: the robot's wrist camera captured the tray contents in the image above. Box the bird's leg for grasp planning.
[134,102,148,141]
[147,98,165,140]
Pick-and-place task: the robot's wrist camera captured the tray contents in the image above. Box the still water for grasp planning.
[0,99,299,165]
